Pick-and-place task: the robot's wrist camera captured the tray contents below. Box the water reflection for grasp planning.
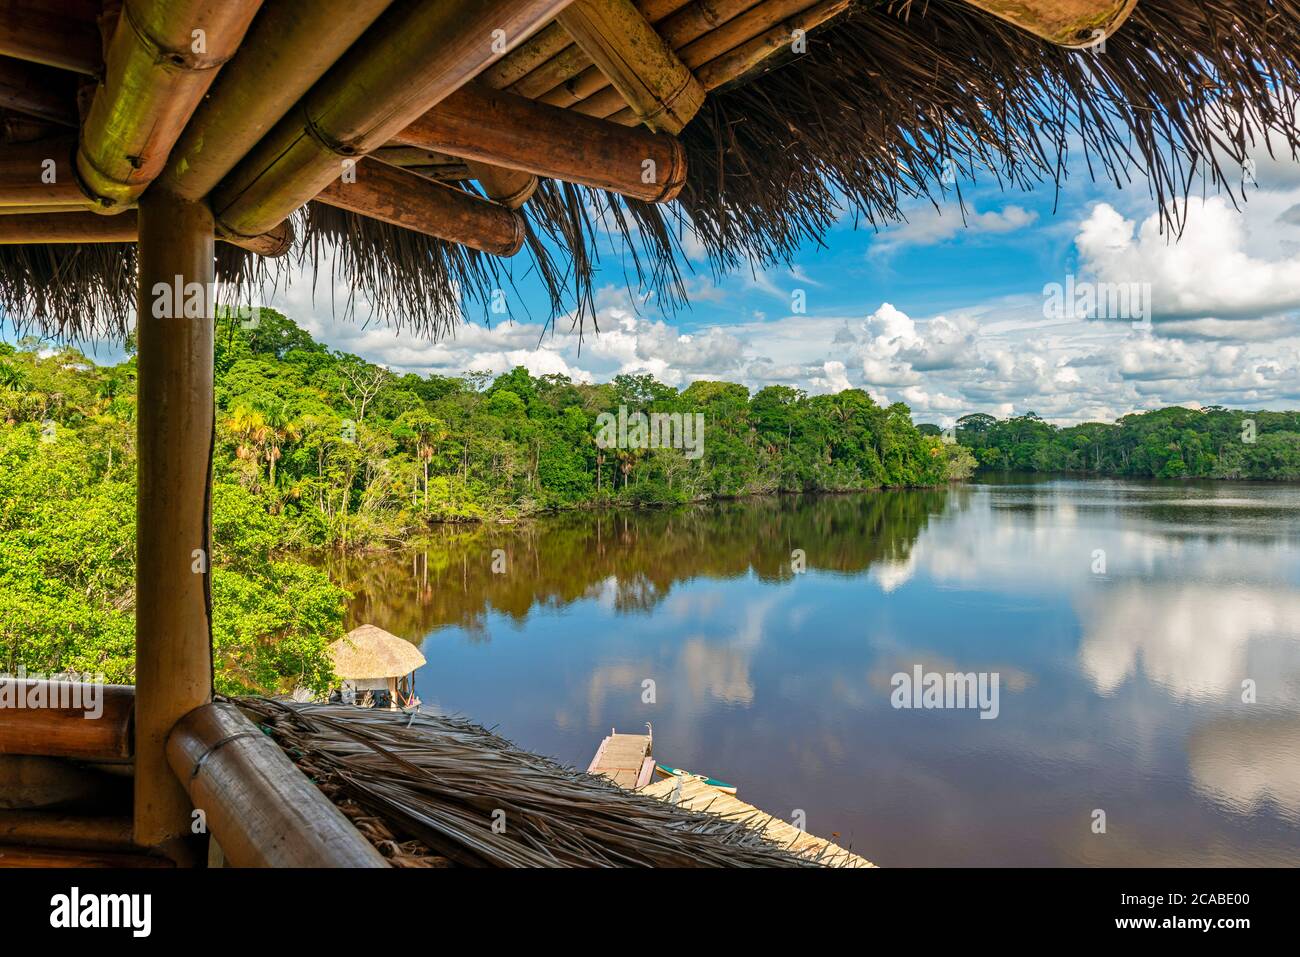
[322,478,1300,866]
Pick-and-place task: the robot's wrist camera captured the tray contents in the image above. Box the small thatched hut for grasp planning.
[328,625,426,710]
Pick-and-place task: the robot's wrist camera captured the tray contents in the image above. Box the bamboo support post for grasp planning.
[161,0,396,201]
[77,0,264,209]
[0,135,85,205]
[211,0,573,242]
[0,680,134,760]
[133,189,216,851]
[0,56,78,125]
[0,208,293,256]
[0,0,101,74]
[392,83,686,203]
[166,702,388,868]
[957,0,1138,47]
[316,159,525,256]
[557,0,705,133]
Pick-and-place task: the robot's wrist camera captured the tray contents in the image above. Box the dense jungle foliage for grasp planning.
[0,310,971,694]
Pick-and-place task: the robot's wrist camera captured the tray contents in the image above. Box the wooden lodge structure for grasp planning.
[1,0,1298,866]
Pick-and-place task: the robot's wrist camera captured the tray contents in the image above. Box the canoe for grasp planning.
[654,763,737,794]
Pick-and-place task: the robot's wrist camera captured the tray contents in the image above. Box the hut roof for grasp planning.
[1,0,1298,339]
[328,625,427,680]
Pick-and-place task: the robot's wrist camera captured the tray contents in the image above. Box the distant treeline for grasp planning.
[944,407,1300,480]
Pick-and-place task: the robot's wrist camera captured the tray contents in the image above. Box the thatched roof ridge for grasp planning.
[328,624,427,680]
[3,0,1299,340]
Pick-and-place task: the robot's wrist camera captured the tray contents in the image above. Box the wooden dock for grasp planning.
[587,731,656,790]
[588,729,874,867]
[642,775,875,868]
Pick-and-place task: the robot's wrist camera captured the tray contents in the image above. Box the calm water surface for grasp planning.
[326,477,1300,866]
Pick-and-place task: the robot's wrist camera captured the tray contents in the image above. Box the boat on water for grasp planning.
[653,763,737,794]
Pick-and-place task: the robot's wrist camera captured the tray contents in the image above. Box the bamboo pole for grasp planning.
[0,680,134,760]
[958,0,1138,47]
[166,702,389,868]
[0,811,135,852]
[467,161,539,209]
[315,159,526,256]
[479,21,574,90]
[76,0,264,209]
[487,0,690,95]
[0,56,77,126]
[0,208,293,256]
[0,135,85,205]
[0,203,94,214]
[133,188,215,852]
[391,83,686,203]
[0,0,101,74]
[557,0,705,133]
[507,42,593,101]
[0,845,174,866]
[676,0,826,71]
[161,0,396,202]
[570,0,794,120]
[693,0,850,92]
[211,0,573,242]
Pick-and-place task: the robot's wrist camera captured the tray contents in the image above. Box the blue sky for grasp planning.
[9,128,1300,427]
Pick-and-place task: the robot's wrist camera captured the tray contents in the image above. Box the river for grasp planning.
[322,476,1300,866]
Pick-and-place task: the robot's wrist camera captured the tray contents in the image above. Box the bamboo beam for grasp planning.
[0,0,101,74]
[467,161,538,209]
[211,0,573,242]
[693,0,849,92]
[486,0,689,93]
[0,680,134,761]
[0,845,174,866]
[133,189,216,852]
[0,811,135,852]
[315,159,526,256]
[77,0,264,209]
[166,703,389,868]
[556,0,705,133]
[0,208,293,256]
[391,83,686,203]
[0,56,77,125]
[958,0,1138,47]
[479,21,574,90]
[0,135,84,205]
[161,0,396,202]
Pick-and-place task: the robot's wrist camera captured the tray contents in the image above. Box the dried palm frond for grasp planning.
[236,696,831,868]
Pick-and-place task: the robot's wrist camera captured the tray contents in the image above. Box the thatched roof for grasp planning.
[328,625,426,680]
[2,0,1299,339]
[236,696,840,866]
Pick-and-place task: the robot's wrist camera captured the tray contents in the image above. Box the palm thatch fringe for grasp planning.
[0,242,273,340]
[671,0,1300,269]
[4,0,1299,339]
[235,696,835,867]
